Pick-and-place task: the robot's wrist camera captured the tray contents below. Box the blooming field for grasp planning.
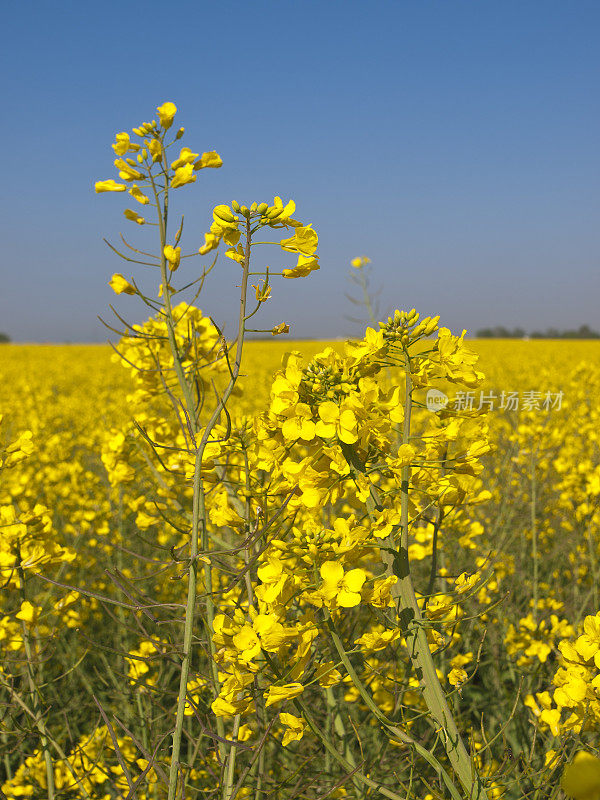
[2,337,600,799]
[2,101,600,800]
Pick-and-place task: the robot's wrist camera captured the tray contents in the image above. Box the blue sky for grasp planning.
[1,0,598,341]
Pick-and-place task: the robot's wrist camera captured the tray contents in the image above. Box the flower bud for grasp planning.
[213,205,236,223]
[257,202,268,214]
[425,316,441,335]
[95,179,127,193]
[175,127,185,139]
[240,206,250,218]
[231,200,241,213]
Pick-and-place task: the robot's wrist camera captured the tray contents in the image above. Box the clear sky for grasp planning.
[2,0,598,342]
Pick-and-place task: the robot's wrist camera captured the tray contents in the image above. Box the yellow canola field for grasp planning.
[3,337,596,427]
[1,336,600,799]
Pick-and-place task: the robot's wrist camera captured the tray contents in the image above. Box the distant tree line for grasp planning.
[476,324,600,339]
[0,332,10,343]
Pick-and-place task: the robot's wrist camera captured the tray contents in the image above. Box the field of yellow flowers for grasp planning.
[2,337,600,799]
[2,101,600,800]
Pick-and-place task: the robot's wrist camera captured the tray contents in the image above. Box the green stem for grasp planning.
[222,449,255,800]
[0,675,93,800]
[136,690,149,754]
[291,696,407,800]
[585,522,599,612]
[531,449,538,624]
[347,356,488,800]
[2,729,12,783]
[17,565,55,800]
[167,218,253,800]
[324,614,463,800]
[326,686,361,796]
[358,266,378,328]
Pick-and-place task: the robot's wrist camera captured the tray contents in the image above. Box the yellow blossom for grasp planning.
[95,179,127,193]
[157,101,177,129]
[448,667,468,687]
[124,209,145,225]
[163,245,181,271]
[194,150,223,170]
[171,163,196,188]
[112,132,133,155]
[280,225,318,256]
[171,147,199,170]
[109,273,136,295]
[575,614,600,662]
[279,713,306,746]
[114,158,144,182]
[315,401,358,444]
[319,561,366,607]
[16,601,41,628]
[199,232,221,255]
[129,184,150,204]
[264,683,304,708]
[455,571,479,594]
[282,254,320,279]
[561,751,600,800]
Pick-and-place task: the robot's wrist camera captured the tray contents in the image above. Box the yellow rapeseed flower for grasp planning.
[279,713,306,746]
[157,101,177,129]
[315,401,358,444]
[319,561,366,608]
[16,600,41,628]
[264,683,304,708]
[171,147,199,170]
[163,245,181,271]
[280,225,318,256]
[112,132,132,155]
[95,179,127,193]
[171,163,196,188]
[199,232,221,255]
[123,209,145,225]
[109,273,136,295]
[561,751,600,800]
[128,184,150,204]
[194,150,223,170]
